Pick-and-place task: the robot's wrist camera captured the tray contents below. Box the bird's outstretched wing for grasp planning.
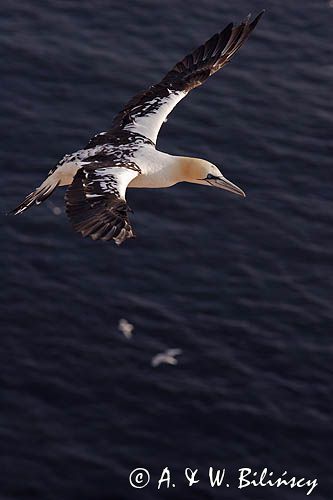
[65,162,139,244]
[111,11,264,144]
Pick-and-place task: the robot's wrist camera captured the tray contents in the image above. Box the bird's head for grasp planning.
[180,158,246,197]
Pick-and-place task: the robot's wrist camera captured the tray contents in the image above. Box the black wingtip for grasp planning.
[247,10,265,31]
[255,10,266,22]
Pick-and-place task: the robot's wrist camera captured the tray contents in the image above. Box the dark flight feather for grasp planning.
[65,165,137,245]
[110,11,264,136]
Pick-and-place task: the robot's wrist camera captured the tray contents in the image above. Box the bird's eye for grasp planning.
[206,173,214,180]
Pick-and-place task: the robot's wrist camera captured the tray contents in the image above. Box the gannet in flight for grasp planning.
[151,348,182,367]
[11,12,264,245]
[118,318,134,339]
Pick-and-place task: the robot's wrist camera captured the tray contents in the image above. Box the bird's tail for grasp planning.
[9,177,60,215]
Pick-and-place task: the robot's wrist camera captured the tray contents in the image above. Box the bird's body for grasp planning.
[151,348,183,368]
[46,133,189,189]
[11,12,264,245]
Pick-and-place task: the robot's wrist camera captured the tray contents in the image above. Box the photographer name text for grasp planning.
[129,467,318,495]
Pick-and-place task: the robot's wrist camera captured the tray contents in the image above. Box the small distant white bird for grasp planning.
[151,348,182,367]
[118,318,134,339]
[10,12,264,244]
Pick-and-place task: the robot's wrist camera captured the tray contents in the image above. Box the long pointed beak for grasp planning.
[208,176,246,197]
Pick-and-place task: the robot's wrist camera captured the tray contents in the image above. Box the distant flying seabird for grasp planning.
[151,348,183,367]
[11,12,264,245]
[118,318,134,339]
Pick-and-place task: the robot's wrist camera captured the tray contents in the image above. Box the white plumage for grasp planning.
[10,12,264,245]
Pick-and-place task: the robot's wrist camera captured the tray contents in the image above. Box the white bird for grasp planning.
[10,12,264,245]
[118,318,134,339]
[151,348,183,367]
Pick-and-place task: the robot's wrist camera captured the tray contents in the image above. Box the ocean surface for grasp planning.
[1,1,332,499]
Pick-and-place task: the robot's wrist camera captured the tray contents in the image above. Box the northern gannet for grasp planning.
[151,349,182,367]
[118,318,134,339]
[11,12,264,245]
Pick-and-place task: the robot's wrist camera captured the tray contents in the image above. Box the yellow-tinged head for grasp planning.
[177,157,246,197]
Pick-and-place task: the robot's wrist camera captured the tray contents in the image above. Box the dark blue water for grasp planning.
[1,1,332,499]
